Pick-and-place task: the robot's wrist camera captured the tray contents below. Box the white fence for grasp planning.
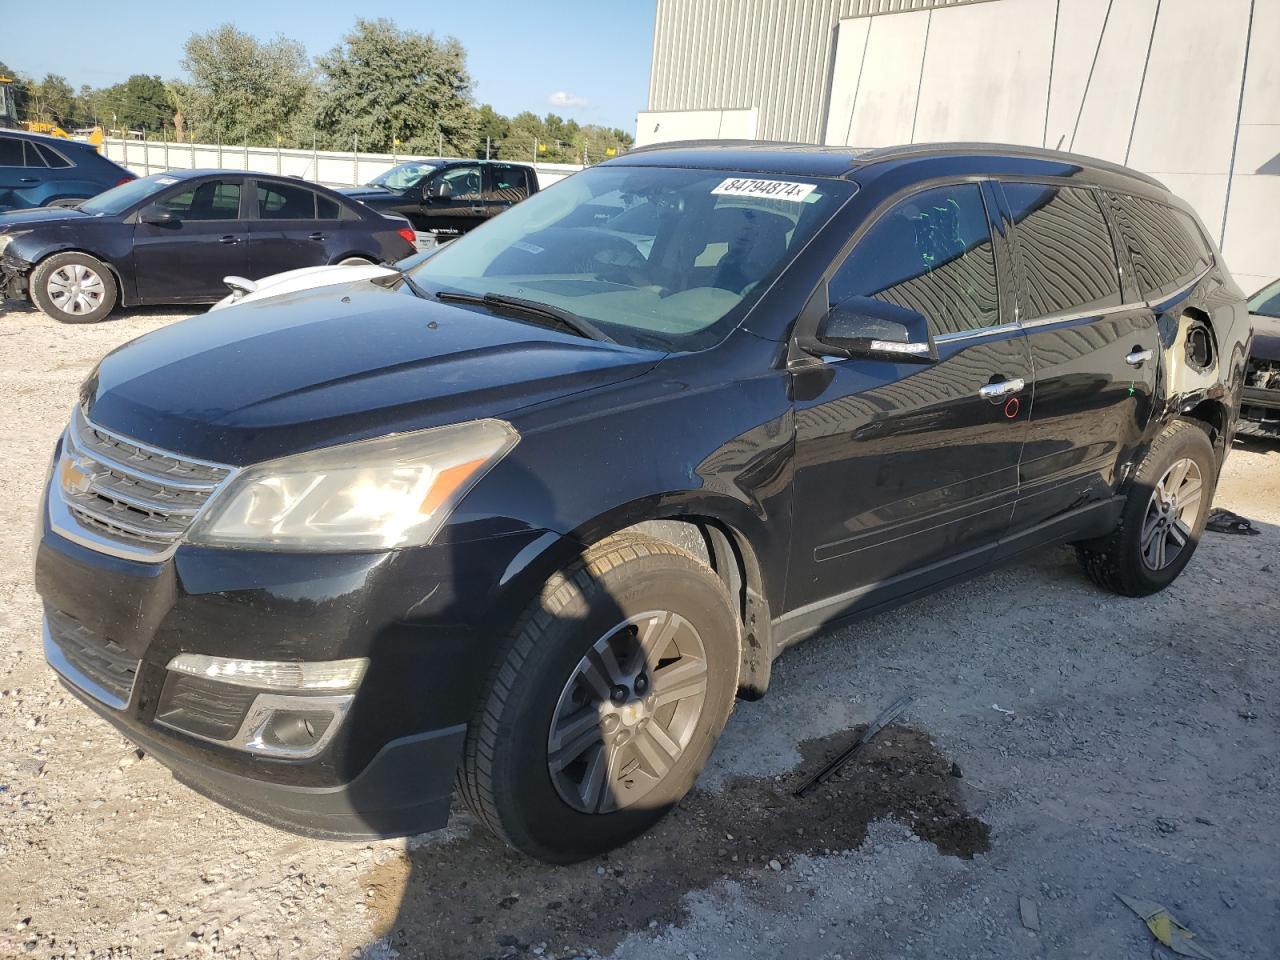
[101,138,584,190]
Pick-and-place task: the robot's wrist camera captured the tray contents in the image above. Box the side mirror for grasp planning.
[807,296,938,363]
[139,204,178,226]
[425,179,451,202]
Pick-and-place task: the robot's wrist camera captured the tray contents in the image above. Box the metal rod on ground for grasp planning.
[794,694,914,798]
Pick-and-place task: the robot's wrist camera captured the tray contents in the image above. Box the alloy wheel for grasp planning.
[46,264,106,316]
[1140,457,1203,571]
[547,610,709,814]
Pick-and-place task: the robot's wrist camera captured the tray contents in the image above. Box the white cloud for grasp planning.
[548,91,590,109]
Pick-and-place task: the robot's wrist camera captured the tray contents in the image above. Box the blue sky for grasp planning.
[1,0,656,131]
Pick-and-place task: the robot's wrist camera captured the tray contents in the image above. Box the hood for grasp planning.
[339,185,403,202]
[84,279,664,465]
[0,207,91,229]
[1250,311,1280,361]
[209,262,397,311]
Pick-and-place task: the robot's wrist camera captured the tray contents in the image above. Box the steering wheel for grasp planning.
[570,233,650,287]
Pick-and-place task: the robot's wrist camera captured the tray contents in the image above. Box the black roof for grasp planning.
[611,139,1165,191]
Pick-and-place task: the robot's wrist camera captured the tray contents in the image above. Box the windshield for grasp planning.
[79,173,176,217]
[406,165,853,350]
[1249,278,1280,318]
[369,162,439,191]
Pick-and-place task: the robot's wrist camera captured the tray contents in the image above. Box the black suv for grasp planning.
[340,159,538,238]
[35,142,1249,862]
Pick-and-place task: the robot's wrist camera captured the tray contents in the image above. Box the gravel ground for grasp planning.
[1,302,1276,960]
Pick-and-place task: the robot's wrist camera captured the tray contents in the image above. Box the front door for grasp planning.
[786,181,1032,621]
[420,165,485,238]
[993,181,1160,533]
[132,177,248,301]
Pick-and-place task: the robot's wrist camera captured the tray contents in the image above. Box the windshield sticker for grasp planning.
[154,176,178,186]
[513,241,544,254]
[712,178,817,203]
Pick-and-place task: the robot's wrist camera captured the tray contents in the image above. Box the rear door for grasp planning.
[993,180,1159,534]
[247,180,341,277]
[132,177,249,301]
[786,181,1032,617]
[482,163,531,220]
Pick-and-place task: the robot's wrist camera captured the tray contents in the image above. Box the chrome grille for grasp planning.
[54,408,233,559]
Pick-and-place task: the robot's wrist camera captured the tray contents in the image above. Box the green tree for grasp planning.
[100,75,169,134]
[315,18,477,154]
[30,73,74,126]
[474,104,508,157]
[182,24,315,145]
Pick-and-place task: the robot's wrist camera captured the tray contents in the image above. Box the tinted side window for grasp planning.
[35,143,72,168]
[1002,183,1121,318]
[0,136,24,167]
[257,182,318,219]
[315,194,341,220]
[829,183,999,336]
[160,180,242,221]
[439,165,483,200]
[22,141,48,167]
[489,164,529,200]
[1105,193,1209,299]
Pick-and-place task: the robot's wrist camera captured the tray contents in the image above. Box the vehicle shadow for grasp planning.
[0,300,204,324]
[349,442,1262,959]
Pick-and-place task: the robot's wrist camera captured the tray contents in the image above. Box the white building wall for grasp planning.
[818,0,1280,293]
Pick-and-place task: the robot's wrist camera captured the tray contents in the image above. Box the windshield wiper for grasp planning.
[435,291,613,342]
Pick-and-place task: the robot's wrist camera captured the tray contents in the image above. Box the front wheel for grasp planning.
[30,252,117,324]
[1076,420,1217,596]
[457,533,741,862]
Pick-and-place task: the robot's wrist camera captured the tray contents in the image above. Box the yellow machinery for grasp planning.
[0,76,81,139]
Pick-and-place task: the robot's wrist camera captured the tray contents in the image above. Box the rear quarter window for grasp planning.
[35,143,72,168]
[1105,192,1210,300]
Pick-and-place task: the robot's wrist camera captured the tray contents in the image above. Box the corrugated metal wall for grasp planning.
[647,0,997,142]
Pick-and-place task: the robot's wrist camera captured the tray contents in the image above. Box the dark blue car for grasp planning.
[0,169,417,323]
[0,130,135,212]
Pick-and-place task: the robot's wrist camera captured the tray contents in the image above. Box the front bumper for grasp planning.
[1,254,30,301]
[35,468,554,839]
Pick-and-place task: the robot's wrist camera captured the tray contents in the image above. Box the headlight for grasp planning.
[187,419,518,550]
[167,654,368,690]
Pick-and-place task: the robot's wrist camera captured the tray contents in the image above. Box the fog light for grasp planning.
[237,693,354,759]
[167,654,367,691]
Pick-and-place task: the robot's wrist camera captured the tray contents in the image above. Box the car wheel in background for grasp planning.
[30,252,118,324]
[1076,419,1217,597]
[45,198,84,210]
[457,533,741,863]
[338,256,373,266]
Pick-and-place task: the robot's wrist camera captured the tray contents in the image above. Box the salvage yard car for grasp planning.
[0,129,135,213]
[1236,278,1280,438]
[1,169,416,323]
[340,158,538,238]
[34,142,1249,862]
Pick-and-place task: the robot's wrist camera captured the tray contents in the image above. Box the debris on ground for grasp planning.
[1205,507,1261,535]
[1018,896,1040,932]
[794,694,913,797]
[991,704,1015,716]
[1117,893,1218,959]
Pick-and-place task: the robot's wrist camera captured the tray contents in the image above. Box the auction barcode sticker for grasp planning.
[711,177,817,203]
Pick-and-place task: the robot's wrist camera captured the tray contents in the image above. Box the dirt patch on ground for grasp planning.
[361,723,988,959]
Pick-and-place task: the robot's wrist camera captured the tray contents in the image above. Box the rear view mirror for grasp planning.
[809,296,938,363]
[139,204,178,226]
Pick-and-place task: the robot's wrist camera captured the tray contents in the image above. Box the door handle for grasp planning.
[18,177,38,183]
[219,235,241,244]
[978,377,1025,400]
[1125,347,1154,367]
[308,232,326,241]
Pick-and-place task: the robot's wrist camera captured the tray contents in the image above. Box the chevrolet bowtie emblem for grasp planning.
[59,455,97,496]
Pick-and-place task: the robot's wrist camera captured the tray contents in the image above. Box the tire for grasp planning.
[1076,419,1217,597]
[45,198,85,210]
[337,256,373,266]
[458,533,741,863]
[30,252,117,324]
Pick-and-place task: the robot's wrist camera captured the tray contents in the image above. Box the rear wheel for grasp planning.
[1076,420,1217,596]
[337,256,373,266]
[457,533,740,862]
[30,252,117,324]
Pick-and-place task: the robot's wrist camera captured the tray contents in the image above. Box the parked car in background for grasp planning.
[34,142,1248,862]
[0,130,135,213]
[341,159,538,238]
[1237,278,1280,438]
[0,169,417,323]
